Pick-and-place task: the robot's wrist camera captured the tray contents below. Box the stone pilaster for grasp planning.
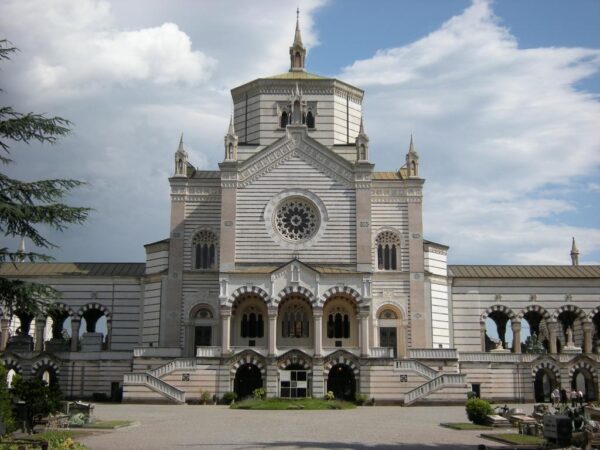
[312,359,325,398]
[407,180,426,347]
[354,164,373,272]
[266,360,278,398]
[268,308,277,356]
[480,322,486,352]
[106,320,112,351]
[218,162,238,272]
[359,312,370,357]
[163,178,186,347]
[583,322,594,354]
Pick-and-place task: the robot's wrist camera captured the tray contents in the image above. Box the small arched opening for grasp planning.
[571,368,596,402]
[306,111,315,128]
[280,111,288,128]
[534,368,557,403]
[234,363,263,400]
[292,101,301,124]
[522,310,550,352]
[557,310,583,351]
[485,310,512,351]
[327,364,356,401]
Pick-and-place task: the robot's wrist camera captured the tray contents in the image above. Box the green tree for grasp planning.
[0,39,90,315]
[10,375,62,432]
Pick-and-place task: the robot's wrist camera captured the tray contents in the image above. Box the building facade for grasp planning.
[1,19,599,405]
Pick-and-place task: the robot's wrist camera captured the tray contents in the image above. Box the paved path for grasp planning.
[79,403,532,449]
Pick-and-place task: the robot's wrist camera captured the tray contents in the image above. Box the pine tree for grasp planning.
[0,39,90,315]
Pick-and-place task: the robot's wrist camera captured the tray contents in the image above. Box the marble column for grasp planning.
[0,318,10,351]
[70,319,81,352]
[548,322,558,354]
[34,318,46,352]
[220,309,231,354]
[511,321,521,354]
[268,308,277,356]
[583,322,594,354]
[313,309,323,357]
[359,312,370,357]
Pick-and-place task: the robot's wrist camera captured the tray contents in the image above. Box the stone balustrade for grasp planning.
[371,347,394,358]
[408,348,458,360]
[133,347,182,358]
[196,346,222,358]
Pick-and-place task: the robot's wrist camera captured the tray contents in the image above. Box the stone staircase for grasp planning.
[395,359,467,405]
[124,358,196,404]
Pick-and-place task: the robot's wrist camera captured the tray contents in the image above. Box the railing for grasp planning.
[124,373,185,404]
[408,348,458,360]
[459,352,522,362]
[371,347,394,358]
[133,347,182,358]
[149,358,196,379]
[404,373,466,405]
[196,346,222,358]
[394,360,438,380]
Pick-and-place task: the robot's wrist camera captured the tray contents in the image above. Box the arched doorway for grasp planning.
[327,364,356,401]
[571,368,596,401]
[534,368,557,402]
[234,364,263,400]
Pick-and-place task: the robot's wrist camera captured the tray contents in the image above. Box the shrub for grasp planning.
[354,393,367,405]
[465,398,493,425]
[222,392,237,405]
[200,391,211,403]
[325,391,335,401]
[252,388,266,400]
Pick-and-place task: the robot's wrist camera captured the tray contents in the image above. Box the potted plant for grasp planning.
[200,391,211,405]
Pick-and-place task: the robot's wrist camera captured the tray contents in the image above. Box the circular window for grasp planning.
[273,197,320,242]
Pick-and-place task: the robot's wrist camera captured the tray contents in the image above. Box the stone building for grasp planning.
[1,17,599,405]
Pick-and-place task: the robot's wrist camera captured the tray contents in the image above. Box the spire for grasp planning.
[355,117,369,161]
[294,7,303,47]
[289,8,306,71]
[227,114,235,136]
[224,115,239,161]
[405,134,420,178]
[571,237,580,266]
[174,133,188,177]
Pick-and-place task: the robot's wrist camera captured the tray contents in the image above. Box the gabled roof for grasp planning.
[0,262,146,278]
[448,265,600,278]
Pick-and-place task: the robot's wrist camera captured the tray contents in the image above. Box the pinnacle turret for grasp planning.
[571,237,580,266]
[174,133,188,177]
[405,134,420,177]
[289,8,306,71]
[224,115,239,161]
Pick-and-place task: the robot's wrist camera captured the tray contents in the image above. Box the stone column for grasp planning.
[583,322,594,354]
[105,320,112,351]
[221,309,231,354]
[34,318,46,352]
[313,309,323,357]
[0,318,10,351]
[70,319,81,352]
[548,322,558,354]
[511,321,521,354]
[268,308,277,356]
[359,312,370,357]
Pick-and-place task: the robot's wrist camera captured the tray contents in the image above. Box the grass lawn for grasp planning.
[482,432,545,446]
[230,397,356,410]
[440,422,493,430]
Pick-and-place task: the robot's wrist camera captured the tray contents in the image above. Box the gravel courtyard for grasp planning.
[78,403,532,449]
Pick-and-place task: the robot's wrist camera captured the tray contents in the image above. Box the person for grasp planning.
[561,387,568,405]
[578,389,584,406]
[571,389,578,407]
[551,387,560,406]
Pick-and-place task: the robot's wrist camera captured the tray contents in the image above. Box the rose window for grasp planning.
[274,197,320,242]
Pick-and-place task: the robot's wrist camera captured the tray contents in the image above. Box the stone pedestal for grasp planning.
[80,332,103,352]
[562,346,582,354]
[45,338,70,352]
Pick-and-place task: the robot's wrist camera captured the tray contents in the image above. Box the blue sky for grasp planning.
[1,0,599,265]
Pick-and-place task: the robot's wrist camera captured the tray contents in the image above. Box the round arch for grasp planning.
[552,304,588,323]
[274,286,318,308]
[2,357,23,375]
[277,350,312,370]
[588,306,600,323]
[233,364,263,400]
[320,286,365,308]
[569,361,597,401]
[326,364,356,401]
[77,303,112,322]
[481,304,517,322]
[226,286,270,308]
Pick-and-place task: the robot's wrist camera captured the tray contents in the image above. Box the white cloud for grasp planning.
[339,0,600,264]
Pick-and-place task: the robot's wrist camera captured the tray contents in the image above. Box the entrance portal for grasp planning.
[327,364,356,401]
[380,327,397,357]
[571,369,597,401]
[194,326,211,347]
[534,368,556,403]
[234,364,263,400]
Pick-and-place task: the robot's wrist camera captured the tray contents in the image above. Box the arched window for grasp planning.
[193,230,218,270]
[227,143,234,160]
[306,111,315,128]
[294,52,301,68]
[280,111,288,128]
[241,312,264,339]
[376,231,401,270]
[328,312,351,339]
[293,101,301,124]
